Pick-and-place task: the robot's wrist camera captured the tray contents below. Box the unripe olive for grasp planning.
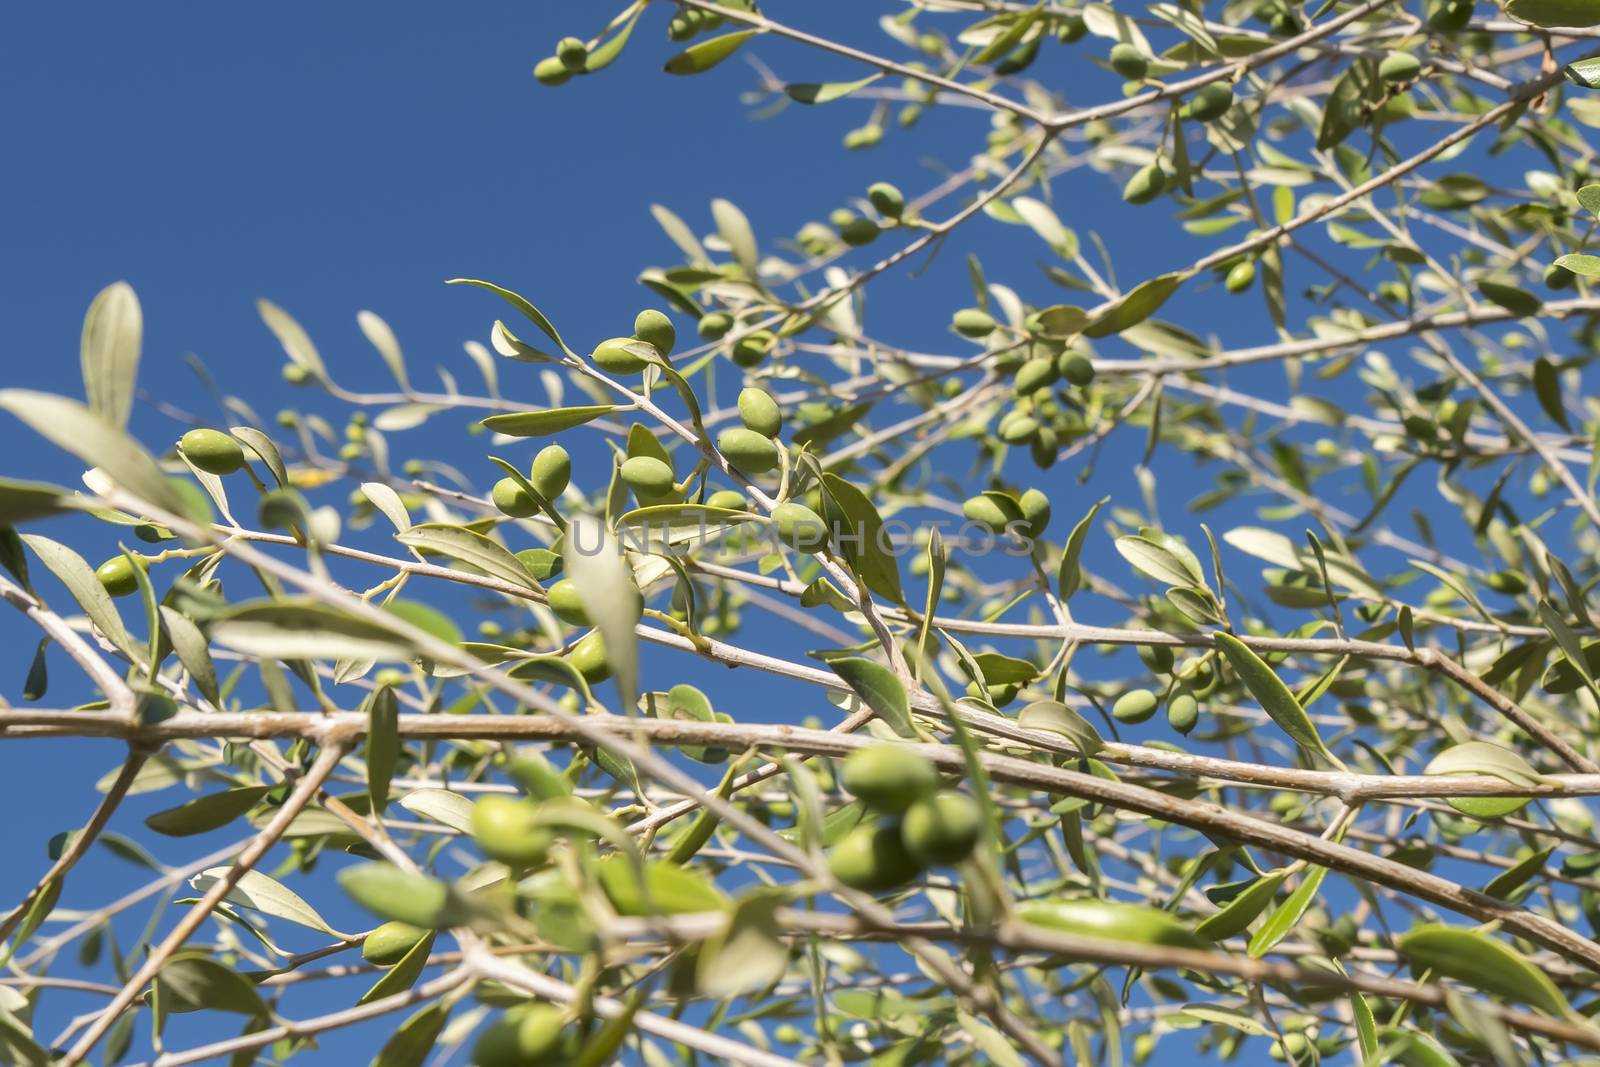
[1185,82,1233,123]
[633,309,675,358]
[620,456,675,496]
[1546,262,1577,290]
[1167,689,1199,735]
[698,312,733,340]
[180,429,245,475]
[1057,13,1088,41]
[546,579,590,626]
[1137,642,1175,674]
[282,364,310,385]
[731,330,773,368]
[1018,488,1051,538]
[843,124,882,150]
[96,556,138,598]
[841,745,939,814]
[738,387,782,437]
[491,477,538,518]
[1109,43,1148,79]
[963,495,1013,534]
[470,795,552,866]
[706,489,746,511]
[1485,570,1528,595]
[362,921,428,965]
[900,791,981,866]
[952,308,996,338]
[772,501,829,553]
[1013,357,1059,396]
[839,216,880,246]
[1123,162,1167,205]
[569,630,612,683]
[530,445,571,499]
[867,181,904,219]
[667,12,694,39]
[827,822,925,891]
[1112,688,1160,724]
[1427,0,1472,32]
[555,36,588,71]
[717,427,780,474]
[828,207,855,229]
[998,415,1041,444]
[1379,50,1422,83]
[593,336,649,374]
[472,1004,572,1067]
[965,680,1020,707]
[533,56,572,86]
[1059,351,1095,387]
[1225,259,1256,293]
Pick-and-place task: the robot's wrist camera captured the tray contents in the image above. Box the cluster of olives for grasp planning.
[473,1003,578,1067]
[592,308,676,375]
[962,487,1050,540]
[716,386,784,475]
[491,444,570,518]
[666,0,754,42]
[533,36,593,87]
[1113,644,1216,735]
[947,321,1098,467]
[826,745,981,891]
[798,181,907,256]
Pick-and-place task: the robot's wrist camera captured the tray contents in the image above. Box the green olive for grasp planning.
[1485,570,1528,595]
[717,427,781,474]
[362,921,428,965]
[569,630,612,683]
[964,679,1019,707]
[620,456,675,496]
[705,489,746,511]
[737,387,782,437]
[556,36,588,71]
[633,309,676,358]
[95,556,139,598]
[1059,352,1096,387]
[839,217,879,246]
[1546,262,1577,290]
[698,312,733,340]
[1109,42,1148,79]
[1185,82,1233,123]
[731,330,773,368]
[771,501,829,553]
[533,56,571,86]
[282,364,310,385]
[952,308,996,338]
[1018,488,1051,538]
[1112,688,1160,724]
[1225,260,1256,293]
[472,1003,572,1067]
[546,579,590,626]
[900,791,981,866]
[998,414,1041,444]
[867,181,904,219]
[592,336,649,374]
[1123,162,1167,205]
[962,495,1013,534]
[1057,13,1088,41]
[491,477,538,518]
[1013,357,1059,396]
[180,429,245,475]
[1427,0,1472,32]
[530,445,571,500]
[470,795,552,866]
[1379,50,1422,83]
[1167,689,1199,735]
[827,822,925,892]
[841,744,939,814]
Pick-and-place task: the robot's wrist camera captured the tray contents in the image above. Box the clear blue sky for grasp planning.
[0,2,1532,1061]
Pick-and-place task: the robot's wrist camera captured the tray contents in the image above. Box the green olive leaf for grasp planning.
[1195,870,1286,941]
[1398,924,1570,1015]
[372,1002,450,1067]
[1212,632,1334,763]
[446,277,566,354]
[0,391,185,518]
[563,514,642,712]
[358,929,436,1005]
[257,298,326,379]
[396,523,540,591]
[481,405,616,438]
[664,30,760,76]
[1016,700,1104,756]
[192,867,353,938]
[1246,865,1326,957]
[828,656,915,738]
[80,281,142,430]
[22,533,144,665]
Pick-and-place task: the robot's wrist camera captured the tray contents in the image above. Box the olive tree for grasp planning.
[6,0,1600,1063]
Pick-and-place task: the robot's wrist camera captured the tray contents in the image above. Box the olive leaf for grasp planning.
[192,868,353,938]
[1508,0,1600,27]
[696,889,789,997]
[372,1002,451,1067]
[563,514,642,712]
[210,600,419,662]
[395,523,540,591]
[398,788,475,834]
[820,472,904,602]
[1246,865,1326,957]
[827,657,915,738]
[786,74,882,105]
[1212,632,1335,763]
[338,863,469,929]
[258,298,326,379]
[0,391,185,518]
[446,277,566,354]
[1083,272,1185,337]
[358,309,409,391]
[366,685,400,815]
[664,30,760,76]
[481,405,616,438]
[1398,924,1570,1014]
[159,605,219,707]
[145,785,275,837]
[157,954,268,1017]
[1059,496,1107,601]
[80,281,142,430]
[1195,870,1286,941]
[358,930,436,1005]
[21,534,144,665]
[1016,700,1103,755]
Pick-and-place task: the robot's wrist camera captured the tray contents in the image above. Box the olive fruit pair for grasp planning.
[472,1003,577,1067]
[841,748,981,864]
[491,445,571,517]
[179,428,246,476]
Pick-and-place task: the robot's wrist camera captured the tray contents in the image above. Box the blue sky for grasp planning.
[0,1,1571,1062]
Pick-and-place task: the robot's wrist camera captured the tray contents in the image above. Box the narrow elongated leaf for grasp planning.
[1246,865,1326,957]
[1059,497,1107,600]
[481,405,615,438]
[446,278,566,354]
[664,30,759,75]
[1016,700,1103,755]
[0,391,185,516]
[398,788,474,834]
[258,299,325,378]
[80,281,142,429]
[145,786,274,836]
[358,309,409,390]
[820,473,904,602]
[367,686,399,814]
[358,930,436,1005]
[22,534,143,665]
[192,868,352,938]
[1509,0,1600,27]
[563,515,642,711]
[1083,273,1185,337]
[372,1003,450,1067]
[711,197,760,281]
[231,426,289,488]
[1196,870,1286,941]
[396,523,539,591]
[159,605,219,706]
[786,74,882,104]
[829,657,915,738]
[1213,632,1332,761]
[1398,924,1570,1014]
[211,600,419,662]
[158,954,267,1017]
